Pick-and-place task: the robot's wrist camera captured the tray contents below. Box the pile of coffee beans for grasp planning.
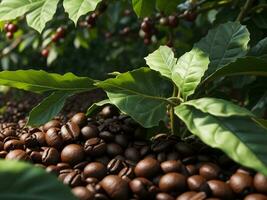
[0,105,267,200]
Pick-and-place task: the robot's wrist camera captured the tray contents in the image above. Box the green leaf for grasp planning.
[175,105,267,176]
[252,92,267,117]
[0,70,96,93]
[28,91,73,126]
[63,0,101,24]
[0,0,60,32]
[0,160,77,200]
[156,0,181,14]
[86,99,112,116]
[172,48,209,100]
[205,57,267,82]
[194,21,250,75]
[250,37,267,57]
[96,67,172,128]
[145,45,177,80]
[183,97,255,118]
[132,0,156,17]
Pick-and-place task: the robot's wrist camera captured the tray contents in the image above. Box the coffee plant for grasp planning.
[0,0,267,199]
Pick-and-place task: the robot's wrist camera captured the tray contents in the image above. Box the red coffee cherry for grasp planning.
[6,32,13,40]
[41,49,49,57]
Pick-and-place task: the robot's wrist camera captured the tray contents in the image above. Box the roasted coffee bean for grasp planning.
[0,141,3,150]
[85,177,99,185]
[115,134,129,148]
[119,166,135,179]
[46,165,59,175]
[124,147,140,162]
[6,149,30,161]
[186,164,198,175]
[159,172,186,193]
[61,144,85,166]
[140,145,150,157]
[58,169,73,181]
[175,142,194,157]
[167,151,180,160]
[190,192,207,200]
[176,191,197,200]
[72,186,94,200]
[45,128,63,148]
[61,121,80,143]
[199,163,220,180]
[161,160,182,173]
[2,129,16,137]
[94,193,110,200]
[99,131,114,142]
[207,180,233,199]
[32,132,46,146]
[151,139,174,153]
[106,143,123,157]
[94,156,110,166]
[244,194,267,200]
[42,147,60,165]
[43,120,61,132]
[4,139,24,151]
[157,152,166,162]
[187,175,207,191]
[71,113,87,127]
[156,193,175,200]
[74,161,89,170]
[229,172,253,194]
[81,125,99,140]
[107,158,126,174]
[254,173,267,193]
[21,133,39,147]
[84,138,106,156]
[63,170,83,187]
[134,157,161,178]
[182,156,197,165]
[29,151,42,163]
[57,162,71,170]
[129,177,155,199]
[0,150,7,158]
[100,175,129,200]
[84,162,107,180]
[99,105,119,119]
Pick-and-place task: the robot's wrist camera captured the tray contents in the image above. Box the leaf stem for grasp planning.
[169,83,180,135]
[236,0,255,21]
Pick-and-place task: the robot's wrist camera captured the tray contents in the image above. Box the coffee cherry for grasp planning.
[168,15,179,27]
[56,27,65,38]
[143,38,151,45]
[159,17,168,26]
[184,11,197,22]
[86,12,98,26]
[7,23,18,33]
[41,49,49,57]
[51,33,60,43]
[4,23,10,32]
[6,32,13,40]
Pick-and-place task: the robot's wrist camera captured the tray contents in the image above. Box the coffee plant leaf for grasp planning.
[156,0,181,14]
[0,0,60,33]
[205,57,267,82]
[252,92,267,117]
[250,37,267,57]
[172,48,209,100]
[145,45,177,80]
[132,0,156,17]
[63,0,102,24]
[0,70,96,93]
[0,160,78,200]
[194,21,250,75]
[86,99,112,116]
[96,67,172,128]
[28,91,73,126]
[175,105,267,176]
[183,97,255,118]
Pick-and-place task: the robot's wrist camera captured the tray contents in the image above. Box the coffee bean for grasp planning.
[94,193,110,200]
[207,180,233,199]
[129,177,155,199]
[167,152,180,160]
[84,162,107,180]
[115,134,129,148]
[156,193,175,200]
[134,157,161,178]
[72,186,94,200]
[74,161,89,170]
[119,167,135,179]
[84,138,106,156]
[244,194,267,200]
[63,170,83,187]
[0,150,7,158]
[71,113,87,127]
[32,132,46,146]
[0,141,3,150]
[21,133,39,147]
[152,139,174,153]
[6,149,30,161]
[159,172,186,193]
[58,169,73,181]
[186,164,198,176]
[124,147,140,162]
[106,143,123,157]
[94,156,110,166]
[199,163,220,180]
[100,175,129,200]
[187,175,207,191]
[45,128,63,148]
[99,105,119,119]
[182,156,197,165]
[42,147,60,165]
[161,160,182,173]
[57,162,71,170]
[175,143,194,157]
[190,192,207,200]
[29,151,42,163]
[176,191,197,200]
[4,139,24,151]
[229,172,253,194]
[61,144,85,166]
[99,131,114,142]
[81,125,99,140]
[43,120,61,132]
[107,158,126,174]
[254,173,267,194]
[61,122,80,143]
[46,165,60,175]
[157,152,166,162]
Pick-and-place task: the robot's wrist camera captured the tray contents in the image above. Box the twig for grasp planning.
[236,0,255,21]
